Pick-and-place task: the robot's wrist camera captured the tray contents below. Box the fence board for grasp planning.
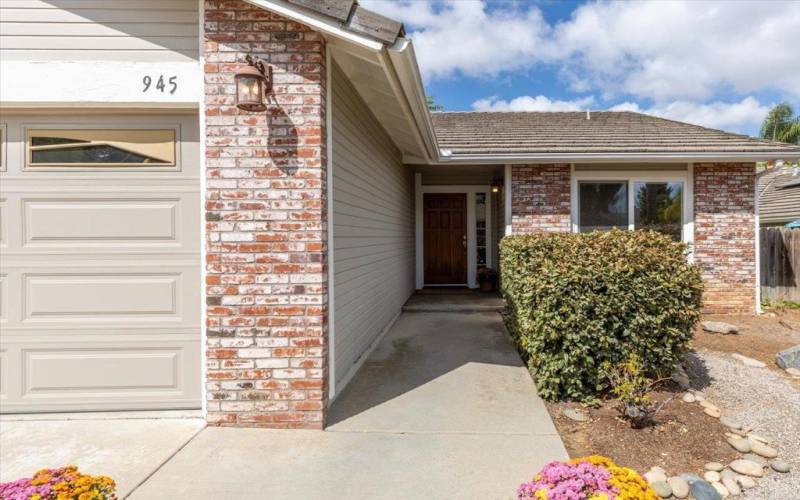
[760,227,800,303]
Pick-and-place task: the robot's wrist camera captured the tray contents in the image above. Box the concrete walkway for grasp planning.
[131,300,567,499]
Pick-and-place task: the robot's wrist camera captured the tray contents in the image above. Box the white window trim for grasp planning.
[415,184,492,289]
[570,169,694,252]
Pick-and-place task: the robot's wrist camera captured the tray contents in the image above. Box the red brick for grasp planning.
[205,0,328,428]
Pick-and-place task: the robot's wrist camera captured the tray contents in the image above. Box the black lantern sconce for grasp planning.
[235,54,273,112]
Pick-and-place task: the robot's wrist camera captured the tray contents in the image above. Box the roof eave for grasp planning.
[418,151,800,165]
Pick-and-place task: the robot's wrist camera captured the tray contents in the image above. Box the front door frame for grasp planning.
[414,178,492,289]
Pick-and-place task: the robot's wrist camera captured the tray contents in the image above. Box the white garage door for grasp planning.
[0,113,201,413]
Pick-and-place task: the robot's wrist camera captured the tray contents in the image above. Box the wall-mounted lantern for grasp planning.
[491,180,502,193]
[235,54,272,112]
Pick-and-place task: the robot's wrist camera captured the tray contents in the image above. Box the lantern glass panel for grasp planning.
[236,75,264,109]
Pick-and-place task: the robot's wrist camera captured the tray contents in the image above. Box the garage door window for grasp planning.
[27,129,176,168]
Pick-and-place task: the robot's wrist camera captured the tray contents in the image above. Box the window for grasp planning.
[0,124,5,171]
[576,175,687,241]
[476,192,487,268]
[634,182,683,241]
[27,129,176,168]
[579,182,628,232]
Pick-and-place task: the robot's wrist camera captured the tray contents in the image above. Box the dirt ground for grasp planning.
[546,308,800,474]
[692,308,800,367]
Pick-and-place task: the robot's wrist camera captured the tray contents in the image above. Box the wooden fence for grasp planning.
[760,227,800,303]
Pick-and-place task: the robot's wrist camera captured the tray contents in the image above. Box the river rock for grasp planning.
[720,416,741,430]
[702,321,738,334]
[712,481,729,497]
[719,468,738,481]
[682,392,696,403]
[776,345,800,369]
[738,476,756,489]
[704,471,721,482]
[731,353,767,368]
[681,473,703,484]
[741,453,767,466]
[705,462,725,472]
[747,433,771,445]
[771,460,791,473]
[672,366,691,389]
[691,391,706,401]
[704,406,722,418]
[722,476,741,496]
[562,408,588,422]
[730,459,765,477]
[787,367,800,378]
[727,436,752,453]
[699,400,717,409]
[652,481,672,498]
[750,441,778,458]
[668,476,690,499]
[645,467,668,484]
[690,479,722,500]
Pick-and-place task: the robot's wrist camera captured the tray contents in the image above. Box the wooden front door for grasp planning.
[424,193,467,284]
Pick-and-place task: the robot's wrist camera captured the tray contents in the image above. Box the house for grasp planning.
[758,164,800,227]
[2,0,800,428]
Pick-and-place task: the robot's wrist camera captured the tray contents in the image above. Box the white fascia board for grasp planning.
[431,151,800,164]
[245,0,384,51]
[387,39,440,160]
[0,61,201,108]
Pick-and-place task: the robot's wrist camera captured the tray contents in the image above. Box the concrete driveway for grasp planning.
[0,412,205,497]
[131,309,567,499]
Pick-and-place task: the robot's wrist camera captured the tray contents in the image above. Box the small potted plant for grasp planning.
[477,267,498,292]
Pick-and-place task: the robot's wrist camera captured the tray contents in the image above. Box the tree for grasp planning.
[760,103,800,144]
[426,95,444,112]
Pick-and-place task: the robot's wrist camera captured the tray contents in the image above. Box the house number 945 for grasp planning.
[142,75,178,94]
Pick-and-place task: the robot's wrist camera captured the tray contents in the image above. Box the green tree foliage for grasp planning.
[426,95,444,112]
[760,103,800,144]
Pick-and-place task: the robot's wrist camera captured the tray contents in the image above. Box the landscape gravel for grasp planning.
[686,350,800,500]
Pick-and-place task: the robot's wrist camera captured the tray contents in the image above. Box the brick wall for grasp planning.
[204,0,328,428]
[694,163,756,314]
[511,164,571,233]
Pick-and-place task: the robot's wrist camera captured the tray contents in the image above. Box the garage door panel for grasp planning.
[23,198,180,246]
[24,347,182,393]
[24,272,180,321]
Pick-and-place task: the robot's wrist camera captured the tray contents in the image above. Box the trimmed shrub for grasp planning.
[500,229,703,402]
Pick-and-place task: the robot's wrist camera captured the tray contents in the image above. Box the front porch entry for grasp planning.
[414,170,504,289]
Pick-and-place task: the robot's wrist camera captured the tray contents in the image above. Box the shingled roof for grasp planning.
[431,111,800,156]
[285,0,404,44]
[758,165,800,225]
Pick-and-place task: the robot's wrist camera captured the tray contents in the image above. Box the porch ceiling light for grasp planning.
[235,55,272,112]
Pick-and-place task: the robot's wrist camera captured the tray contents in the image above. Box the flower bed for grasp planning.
[518,456,657,500]
[0,466,116,500]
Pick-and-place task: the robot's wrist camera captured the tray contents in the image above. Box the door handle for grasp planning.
[462,235,467,249]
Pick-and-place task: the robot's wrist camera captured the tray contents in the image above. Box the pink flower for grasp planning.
[518,460,618,499]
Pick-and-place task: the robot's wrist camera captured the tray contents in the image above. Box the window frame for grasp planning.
[571,168,694,249]
[23,125,180,171]
[0,123,7,172]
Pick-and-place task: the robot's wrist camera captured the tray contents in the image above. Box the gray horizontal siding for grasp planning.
[0,0,198,61]
[332,61,414,393]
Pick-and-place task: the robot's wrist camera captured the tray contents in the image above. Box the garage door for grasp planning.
[0,113,201,413]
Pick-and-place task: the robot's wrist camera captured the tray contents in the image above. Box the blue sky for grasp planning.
[362,0,800,137]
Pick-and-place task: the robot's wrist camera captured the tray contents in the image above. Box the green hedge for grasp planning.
[500,229,703,402]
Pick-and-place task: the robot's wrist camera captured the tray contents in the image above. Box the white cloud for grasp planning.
[472,95,594,112]
[610,97,770,133]
[361,0,549,79]
[364,0,800,102]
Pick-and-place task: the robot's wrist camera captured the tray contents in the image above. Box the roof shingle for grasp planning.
[432,111,800,155]
[758,166,800,224]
